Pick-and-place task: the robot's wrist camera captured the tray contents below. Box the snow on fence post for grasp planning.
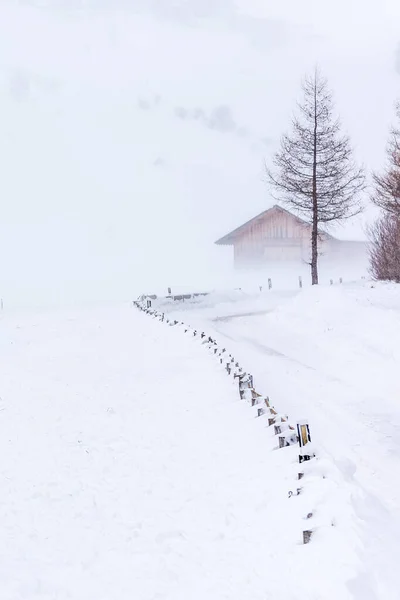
[278,429,298,448]
[296,421,315,544]
[268,278,272,290]
[256,405,264,417]
[251,389,262,406]
[297,420,313,463]
[239,374,247,398]
[237,373,252,399]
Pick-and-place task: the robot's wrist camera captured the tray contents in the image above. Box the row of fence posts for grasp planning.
[133,299,316,544]
[258,277,343,291]
[299,277,343,289]
[144,277,345,302]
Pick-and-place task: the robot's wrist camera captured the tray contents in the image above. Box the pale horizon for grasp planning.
[0,0,399,307]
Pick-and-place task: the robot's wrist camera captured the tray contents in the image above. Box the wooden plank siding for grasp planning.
[233,208,318,268]
[215,205,343,270]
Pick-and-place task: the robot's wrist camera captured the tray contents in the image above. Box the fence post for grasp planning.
[268,278,272,290]
[298,276,302,289]
[297,420,313,463]
[303,530,313,544]
[238,373,252,399]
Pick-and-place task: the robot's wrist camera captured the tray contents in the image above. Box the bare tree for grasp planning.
[368,212,400,282]
[371,103,400,216]
[267,68,365,284]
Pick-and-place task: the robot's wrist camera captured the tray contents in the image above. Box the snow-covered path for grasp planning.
[0,305,345,600]
[165,283,400,600]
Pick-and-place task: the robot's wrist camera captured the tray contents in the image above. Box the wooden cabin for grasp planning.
[215,205,363,269]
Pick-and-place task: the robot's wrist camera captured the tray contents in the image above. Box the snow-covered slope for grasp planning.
[0,301,372,599]
[167,280,400,599]
[2,283,400,598]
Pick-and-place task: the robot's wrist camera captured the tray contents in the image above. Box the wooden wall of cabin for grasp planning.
[227,208,363,270]
[233,210,312,267]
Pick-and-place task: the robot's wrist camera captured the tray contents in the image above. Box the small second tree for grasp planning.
[368,212,400,282]
[267,68,366,284]
[368,102,400,282]
[371,102,400,216]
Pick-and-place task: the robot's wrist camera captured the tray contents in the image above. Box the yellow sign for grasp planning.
[300,424,308,447]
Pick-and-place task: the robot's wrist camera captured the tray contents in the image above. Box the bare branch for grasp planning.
[371,103,400,216]
[266,67,366,284]
[368,212,400,282]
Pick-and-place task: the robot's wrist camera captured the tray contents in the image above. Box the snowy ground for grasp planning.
[1,286,399,599]
[163,280,400,600]
[0,304,354,600]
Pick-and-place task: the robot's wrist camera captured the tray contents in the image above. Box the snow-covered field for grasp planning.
[0,304,346,599]
[163,280,400,599]
[1,282,399,599]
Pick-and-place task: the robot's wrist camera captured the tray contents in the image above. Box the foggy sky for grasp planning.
[0,0,399,307]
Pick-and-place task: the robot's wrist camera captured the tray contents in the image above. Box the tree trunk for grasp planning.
[311,212,318,285]
[311,76,319,285]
